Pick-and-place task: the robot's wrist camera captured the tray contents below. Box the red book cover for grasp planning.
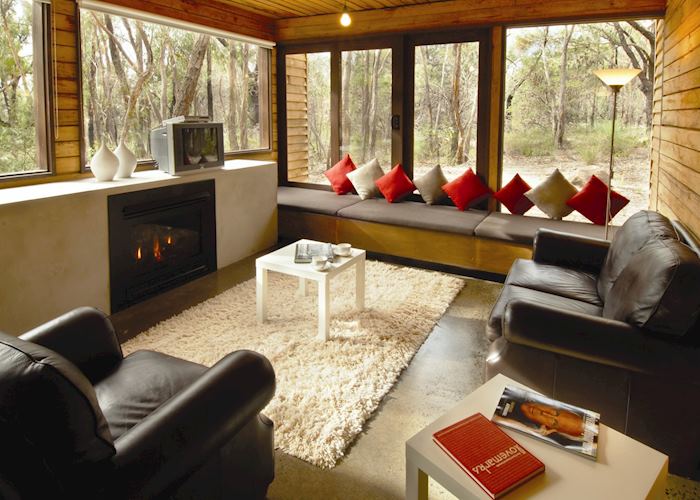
[433,413,545,499]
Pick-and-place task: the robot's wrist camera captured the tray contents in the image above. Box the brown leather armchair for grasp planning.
[486,211,700,479]
[0,307,275,499]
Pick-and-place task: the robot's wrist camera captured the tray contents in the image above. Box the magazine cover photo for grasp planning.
[492,385,600,460]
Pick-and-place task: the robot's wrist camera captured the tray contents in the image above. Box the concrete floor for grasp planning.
[110,251,699,499]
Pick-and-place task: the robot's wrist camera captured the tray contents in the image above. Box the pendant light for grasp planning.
[340,1,351,27]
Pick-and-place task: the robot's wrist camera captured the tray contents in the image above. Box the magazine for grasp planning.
[294,242,334,264]
[492,385,600,460]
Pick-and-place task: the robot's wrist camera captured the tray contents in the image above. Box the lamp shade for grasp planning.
[593,68,641,88]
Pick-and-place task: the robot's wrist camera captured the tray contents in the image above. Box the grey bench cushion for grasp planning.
[278,186,362,215]
[337,199,488,235]
[474,212,614,246]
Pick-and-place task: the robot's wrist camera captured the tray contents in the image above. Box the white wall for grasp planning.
[0,160,277,335]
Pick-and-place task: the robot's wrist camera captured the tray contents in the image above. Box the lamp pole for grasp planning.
[605,85,622,241]
[593,67,640,240]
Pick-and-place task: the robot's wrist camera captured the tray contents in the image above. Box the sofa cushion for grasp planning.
[0,332,116,464]
[495,174,534,215]
[347,158,385,200]
[375,164,415,203]
[95,350,206,439]
[603,238,700,337]
[474,212,612,246]
[337,199,488,235]
[525,169,578,219]
[414,164,448,205]
[487,285,603,341]
[597,210,678,301]
[324,154,356,195]
[505,259,602,306]
[566,175,629,225]
[442,168,492,210]
[278,186,362,216]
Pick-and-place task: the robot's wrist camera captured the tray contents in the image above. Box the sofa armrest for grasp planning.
[20,307,123,383]
[112,350,275,499]
[532,229,610,273]
[503,300,700,381]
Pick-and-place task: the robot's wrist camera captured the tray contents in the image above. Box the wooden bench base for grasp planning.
[279,209,532,276]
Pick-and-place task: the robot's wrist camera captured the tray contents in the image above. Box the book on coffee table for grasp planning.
[294,242,334,263]
[433,412,545,499]
[492,385,600,460]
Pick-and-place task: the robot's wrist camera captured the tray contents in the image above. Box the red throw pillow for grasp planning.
[441,168,492,211]
[494,174,534,215]
[375,164,416,203]
[566,175,630,225]
[324,154,356,194]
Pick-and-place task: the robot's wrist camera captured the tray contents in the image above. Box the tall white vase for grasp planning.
[89,143,119,182]
[114,141,137,178]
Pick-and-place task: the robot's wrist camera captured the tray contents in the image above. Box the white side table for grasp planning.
[255,239,365,341]
[406,374,668,499]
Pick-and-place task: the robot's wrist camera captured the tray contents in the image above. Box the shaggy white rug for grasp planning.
[122,260,464,468]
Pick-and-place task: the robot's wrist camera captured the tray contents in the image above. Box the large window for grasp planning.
[286,44,394,185]
[413,41,480,181]
[503,21,654,222]
[0,0,51,177]
[80,9,271,162]
[283,33,487,187]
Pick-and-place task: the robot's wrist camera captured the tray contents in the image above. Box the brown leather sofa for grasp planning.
[0,307,275,499]
[485,210,700,479]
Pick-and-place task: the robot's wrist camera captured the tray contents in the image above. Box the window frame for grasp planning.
[277,29,492,188]
[0,0,54,182]
[76,9,273,172]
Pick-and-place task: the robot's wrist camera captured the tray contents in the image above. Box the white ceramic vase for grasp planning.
[89,143,119,182]
[114,141,137,178]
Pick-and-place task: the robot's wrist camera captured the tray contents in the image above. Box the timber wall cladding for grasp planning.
[47,0,277,178]
[286,54,309,181]
[652,0,700,238]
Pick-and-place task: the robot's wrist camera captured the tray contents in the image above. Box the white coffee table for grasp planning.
[255,239,366,341]
[406,374,668,499]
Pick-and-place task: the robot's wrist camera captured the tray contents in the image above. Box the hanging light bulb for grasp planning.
[340,2,351,27]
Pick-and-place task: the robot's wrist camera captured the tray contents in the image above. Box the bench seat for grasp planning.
[276,187,617,275]
[474,211,613,244]
[337,199,489,236]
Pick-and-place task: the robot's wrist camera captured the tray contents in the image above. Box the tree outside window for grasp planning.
[80,10,270,162]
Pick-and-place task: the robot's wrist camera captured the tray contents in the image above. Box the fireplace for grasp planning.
[108,180,217,312]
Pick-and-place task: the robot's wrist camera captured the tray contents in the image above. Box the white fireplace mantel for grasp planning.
[0,160,277,335]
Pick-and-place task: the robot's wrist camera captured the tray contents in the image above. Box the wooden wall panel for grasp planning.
[652,0,700,238]
[285,54,309,182]
[275,0,666,42]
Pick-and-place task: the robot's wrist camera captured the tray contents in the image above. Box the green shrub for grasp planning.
[569,122,648,163]
[504,129,554,157]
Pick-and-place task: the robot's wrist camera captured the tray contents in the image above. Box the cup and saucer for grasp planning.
[333,243,352,258]
[311,255,332,272]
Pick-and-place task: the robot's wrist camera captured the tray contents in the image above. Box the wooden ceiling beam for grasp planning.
[102,0,276,41]
[275,0,666,42]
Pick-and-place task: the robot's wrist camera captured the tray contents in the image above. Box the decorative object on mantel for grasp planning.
[122,260,466,468]
[114,140,137,178]
[593,67,641,239]
[89,142,119,182]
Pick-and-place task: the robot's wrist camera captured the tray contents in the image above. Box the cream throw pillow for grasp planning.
[346,158,384,200]
[525,169,578,219]
[414,165,448,205]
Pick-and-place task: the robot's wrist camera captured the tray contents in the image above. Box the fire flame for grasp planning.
[166,235,173,245]
[153,237,162,262]
[136,247,142,260]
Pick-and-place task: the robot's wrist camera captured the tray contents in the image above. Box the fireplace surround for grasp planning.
[108,180,217,312]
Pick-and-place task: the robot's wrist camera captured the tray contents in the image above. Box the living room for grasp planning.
[1,0,700,498]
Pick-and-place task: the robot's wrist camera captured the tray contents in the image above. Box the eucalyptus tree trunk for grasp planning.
[554,26,574,149]
[172,34,209,116]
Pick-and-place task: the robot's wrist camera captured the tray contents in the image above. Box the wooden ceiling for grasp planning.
[221,0,445,20]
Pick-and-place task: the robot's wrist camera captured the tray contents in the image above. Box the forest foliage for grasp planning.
[0,0,37,174]
[79,10,268,160]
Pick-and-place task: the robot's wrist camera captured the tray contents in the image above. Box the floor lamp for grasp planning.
[593,68,641,240]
